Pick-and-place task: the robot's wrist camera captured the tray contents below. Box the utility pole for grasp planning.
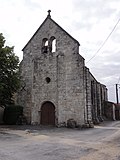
[116,84,119,104]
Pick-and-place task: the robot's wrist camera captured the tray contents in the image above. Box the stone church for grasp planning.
[17,11,108,127]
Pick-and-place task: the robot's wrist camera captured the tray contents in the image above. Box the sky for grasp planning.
[0,0,120,102]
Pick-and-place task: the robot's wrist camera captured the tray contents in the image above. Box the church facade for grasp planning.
[17,11,108,127]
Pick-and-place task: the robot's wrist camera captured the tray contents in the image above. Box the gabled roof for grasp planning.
[22,11,80,51]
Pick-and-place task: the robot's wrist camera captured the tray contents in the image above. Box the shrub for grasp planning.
[3,105,23,124]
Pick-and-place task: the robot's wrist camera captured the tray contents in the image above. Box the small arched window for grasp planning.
[42,38,48,53]
[50,36,56,53]
[44,40,48,46]
[52,39,56,52]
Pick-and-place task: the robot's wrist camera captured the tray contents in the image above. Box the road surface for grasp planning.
[0,121,120,160]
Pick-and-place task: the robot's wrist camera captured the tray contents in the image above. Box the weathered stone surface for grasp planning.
[17,12,108,126]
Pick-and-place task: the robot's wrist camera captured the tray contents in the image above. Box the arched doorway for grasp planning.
[41,101,55,125]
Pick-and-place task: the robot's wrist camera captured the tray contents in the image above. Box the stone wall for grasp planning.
[18,16,86,126]
[88,72,108,124]
[104,101,116,120]
[17,14,108,126]
[84,67,92,124]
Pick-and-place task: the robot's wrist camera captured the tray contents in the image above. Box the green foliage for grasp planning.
[3,105,23,124]
[0,33,20,106]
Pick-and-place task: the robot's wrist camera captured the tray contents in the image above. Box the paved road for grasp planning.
[0,121,120,160]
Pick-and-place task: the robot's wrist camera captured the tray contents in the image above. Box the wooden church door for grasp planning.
[41,101,55,125]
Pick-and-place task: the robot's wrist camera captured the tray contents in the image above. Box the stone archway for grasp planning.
[41,101,55,125]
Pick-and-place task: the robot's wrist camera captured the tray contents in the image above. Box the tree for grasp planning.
[0,33,20,107]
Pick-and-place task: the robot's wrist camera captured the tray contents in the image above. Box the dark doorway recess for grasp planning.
[115,110,120,120]
[41,101,55,125]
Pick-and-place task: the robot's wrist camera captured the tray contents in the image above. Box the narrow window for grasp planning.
[45,40,48,46]
[42,38,48,53]
[50,36,56,53]
[52,39,56,52]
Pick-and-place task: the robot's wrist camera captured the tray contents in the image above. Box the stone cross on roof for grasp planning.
[47,10,51,18]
